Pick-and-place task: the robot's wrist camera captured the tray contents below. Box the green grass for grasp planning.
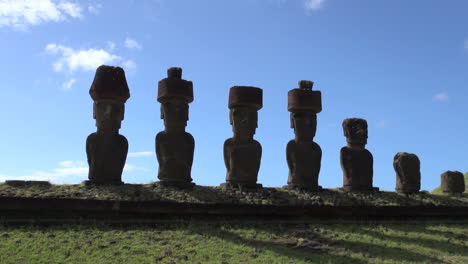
[0,182,467,207]
[432,172,468,195]
[0,221,466,264]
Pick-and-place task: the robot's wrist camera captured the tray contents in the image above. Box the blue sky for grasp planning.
[0,0,467,191]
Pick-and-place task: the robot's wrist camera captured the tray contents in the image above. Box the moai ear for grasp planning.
[290,113,294,129]
[93,102,97,119]
[229,109,233,125]
[121,104,125,121]
[160,104,164,119]
[255,111,258,129]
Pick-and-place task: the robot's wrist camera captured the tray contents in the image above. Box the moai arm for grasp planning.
[155,132,163,165]
[86,133,96,167]
[119,135,128,174]
[187,133,195,168]
[286,141,295,173]
[223,139,231,172]
[255,140,262,174]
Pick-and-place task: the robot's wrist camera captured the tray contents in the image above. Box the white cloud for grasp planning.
[304,0,325,11]
[88,3,102,14]
[107,41,116,51]
[0,0,82,30]
[0,160,147,184]
[124,37,142,50]
[45,43,136,73]
[62,78,76,90]
[433,92,449,102]
[128,152,154,158]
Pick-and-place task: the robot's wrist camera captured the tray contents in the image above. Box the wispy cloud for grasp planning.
[304,0,325,11]
[128,151,154,158]
[375,120,387,128]
[45,43,136,73]
[433,92,449,102]
[0,0,82,30]
[124,37,142,50]
[464,39,468,49]
[107,41,116,51]
[62,78,76,90]
[88,3,102,15]
[0,160,148,184]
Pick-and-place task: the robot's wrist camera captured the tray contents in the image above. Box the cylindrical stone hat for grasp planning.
[288,80,321,113]
[89,65,130,103]
[228,86,263,110]
[157,67,193,103]
[441,171,465,193]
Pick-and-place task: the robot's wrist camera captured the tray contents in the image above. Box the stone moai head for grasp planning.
[228,86,263,142]
[342,118,368,149]
[393,152,421,193]
[441,171,465,194]
[288,80,322,142]
[89,65,130,134]
[157,67,193,132]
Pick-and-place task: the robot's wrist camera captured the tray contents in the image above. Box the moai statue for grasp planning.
[155,67,195,188]
[86,65,130,185]
[285,80,322,191]
[441,171,465,194]
[394,152,421,193]
[222,86,263,189]
[340,118,378,192]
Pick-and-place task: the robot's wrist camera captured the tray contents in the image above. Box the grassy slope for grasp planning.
[432,172,468,195]
[0,182,467,207]
[0,222,466,264]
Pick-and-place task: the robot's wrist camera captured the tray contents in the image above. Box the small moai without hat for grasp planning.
[222,86,263,189]
[285,80,322,191]
[155,67,195,188]
[393,152,421,193]
[86,65,130,185]
[440,171,465,194]
[340,118,378,192]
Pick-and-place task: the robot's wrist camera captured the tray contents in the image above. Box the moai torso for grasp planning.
[285,81,322,190]
[287,140,321,188]
[340,118,377,192]
[224,138,261,185]
[394,152,420,193]
[156,131,194,182]
[340,146,373,190]
[87,133,128,184]
[155,67,195,187]
[86,65,130,185]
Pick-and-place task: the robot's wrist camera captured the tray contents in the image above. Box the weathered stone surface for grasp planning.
[223,86,263,188]
[155,67,195,188]
[340,118,378,192]
[394,152,421,193]
[285,81,322,191]
[86,65,130,185]
[441,171,465,194]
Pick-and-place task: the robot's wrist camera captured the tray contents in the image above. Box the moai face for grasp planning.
[291,112,317,142]
[161,99,189,132]
[343,118,368,148]
[94,100,124,134]
[230,107,257,141]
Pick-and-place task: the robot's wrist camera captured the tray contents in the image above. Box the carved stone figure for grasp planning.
[441,171,465,194]
[285,80,322,191]
[86,65,130,185]
[155,67,195,188]
[340,118,378,192]
[394,152,421,193]
[223,86,263,188]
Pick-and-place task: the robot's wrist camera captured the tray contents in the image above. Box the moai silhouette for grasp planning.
[86,65,130,185]
[222,86,263,189]
[155,67,195,188]
[394,152,421,193]
[285,80,322,191]
[441,171,465,194]
[340,118,379,192]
